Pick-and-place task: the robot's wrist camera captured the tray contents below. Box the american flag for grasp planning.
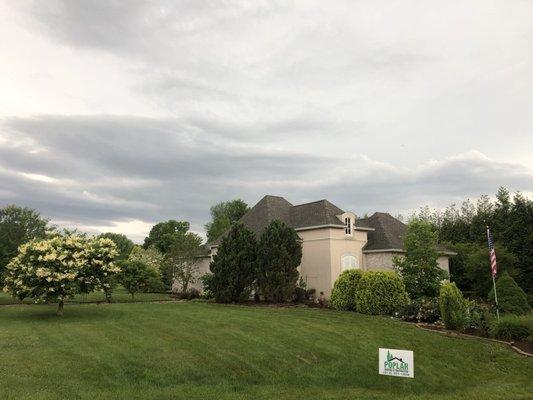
[486,228,497,277]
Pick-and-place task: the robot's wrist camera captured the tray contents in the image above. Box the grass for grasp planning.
[0,286,172,305]
[0,302,531,400]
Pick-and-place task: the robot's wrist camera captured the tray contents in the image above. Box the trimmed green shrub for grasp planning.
[355,271,409,315]
[330,269,363,311]
[489,314,531,341]
[439,281,467,331]
[488,272,531,315]
[400,296,440,323]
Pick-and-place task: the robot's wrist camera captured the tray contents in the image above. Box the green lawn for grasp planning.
[0,286,172,305]
[0,302,531,400]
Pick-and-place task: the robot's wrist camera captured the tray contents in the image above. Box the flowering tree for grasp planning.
[3,235,120,315]
[77,237,121,302]
[128,245,164,273]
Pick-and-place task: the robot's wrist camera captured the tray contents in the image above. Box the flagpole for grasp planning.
[487,226,500,322]
[491,270,500,322]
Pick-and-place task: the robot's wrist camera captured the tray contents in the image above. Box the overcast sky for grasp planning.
[1,1,532,242]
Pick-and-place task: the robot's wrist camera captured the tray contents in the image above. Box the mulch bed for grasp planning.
[512,340,533,355]
[416,323,532,357]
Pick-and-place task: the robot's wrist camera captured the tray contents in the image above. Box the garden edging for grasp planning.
[415,323,532,358]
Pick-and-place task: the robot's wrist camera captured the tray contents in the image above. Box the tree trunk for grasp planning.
[131,292,134,300]
[105,289,112,303]
[57,300,64,316]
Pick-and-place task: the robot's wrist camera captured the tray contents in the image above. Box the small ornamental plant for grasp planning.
[3,235,120,315]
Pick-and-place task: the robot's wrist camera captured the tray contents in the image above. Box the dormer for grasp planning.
[339,211,356,236]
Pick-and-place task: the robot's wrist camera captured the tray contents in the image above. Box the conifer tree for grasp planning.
[208,222,257,303]
[488,272,531,315]
[256,220,302,303]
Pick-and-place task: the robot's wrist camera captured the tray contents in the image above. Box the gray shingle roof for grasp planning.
[359,212,455,254]
[211,195,349,244]
[210,196,453,254]
[358,212,406,251]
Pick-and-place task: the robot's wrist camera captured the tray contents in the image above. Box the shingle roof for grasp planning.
[290,199,346,229]
[358,212,406,251]
[359,212,455,254]
[238,195,293,238]
[209,196,453,254]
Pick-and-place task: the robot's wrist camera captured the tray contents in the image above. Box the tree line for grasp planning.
[409,187,532,302]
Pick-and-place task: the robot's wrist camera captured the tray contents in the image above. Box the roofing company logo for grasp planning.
[379,348,414,378]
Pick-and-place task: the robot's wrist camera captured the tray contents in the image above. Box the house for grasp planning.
[188,195,455,298]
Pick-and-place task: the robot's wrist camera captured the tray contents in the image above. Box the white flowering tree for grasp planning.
[77,237,121,303]
[128,245,164,274]
[3,235,120,315]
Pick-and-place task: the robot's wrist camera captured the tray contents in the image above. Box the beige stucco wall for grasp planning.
[437,256,450,274]
[297,227,368,298]
[172,256,211,293]
[297,228,335,298]
[328,229,367,297]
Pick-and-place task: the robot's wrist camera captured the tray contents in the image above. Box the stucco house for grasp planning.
[188,195,455,298]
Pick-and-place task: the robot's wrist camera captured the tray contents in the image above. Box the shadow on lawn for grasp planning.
[1,304,123,323]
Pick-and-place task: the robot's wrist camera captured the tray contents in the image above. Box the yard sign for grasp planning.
[378,348,414,378]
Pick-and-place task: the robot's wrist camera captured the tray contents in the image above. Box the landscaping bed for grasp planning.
[416,322,533,357]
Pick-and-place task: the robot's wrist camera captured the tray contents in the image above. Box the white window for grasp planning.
[344,217,352,235]
[341,254,358,272]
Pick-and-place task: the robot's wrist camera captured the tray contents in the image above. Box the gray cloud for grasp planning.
[2,1,533,240]
[1,115,531,241]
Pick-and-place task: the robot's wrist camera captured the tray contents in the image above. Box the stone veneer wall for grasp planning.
[364,252,450,274]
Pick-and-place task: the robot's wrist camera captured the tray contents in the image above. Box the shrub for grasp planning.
[209,222,257,303]
[330,269,363,311]
[256,220,302,303]
[118,260,162,299]
[464,300,492,333]
[293,277,308,303]
[439,281,467,331]
[174,288,201,300]
[488,272,531,315]
[400,296,440,323]
[489,314,531,341]
[200,273,215,299]
[355,271,409,315]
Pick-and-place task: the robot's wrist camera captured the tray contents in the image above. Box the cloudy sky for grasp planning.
[1,1,532,242]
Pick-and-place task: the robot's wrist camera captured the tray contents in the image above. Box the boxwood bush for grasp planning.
[489,314,532,342]
[330,269,363,311]
[355,271,409,315]
[439,281,467,331]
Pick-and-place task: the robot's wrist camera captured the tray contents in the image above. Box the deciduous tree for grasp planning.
[0,205,49,284]
[393,220,446,298]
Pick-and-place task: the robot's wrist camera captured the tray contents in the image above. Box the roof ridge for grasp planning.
[292,199,328,207]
